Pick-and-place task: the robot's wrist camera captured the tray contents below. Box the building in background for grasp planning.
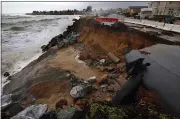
[140,8,153,19]
[129,6,148,15]
[149,1,180,17]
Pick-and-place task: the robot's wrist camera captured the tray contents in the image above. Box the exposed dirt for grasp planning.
[48,46,106,80]
[27,46,107,108]
[3,17,178,118]
[79,27,154,57]
[28,80,73,109]
[27,17,164,109]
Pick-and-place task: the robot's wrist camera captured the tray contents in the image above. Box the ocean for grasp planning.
[1,14,80,86]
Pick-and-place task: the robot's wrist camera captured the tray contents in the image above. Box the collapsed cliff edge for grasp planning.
[2,16,180,119]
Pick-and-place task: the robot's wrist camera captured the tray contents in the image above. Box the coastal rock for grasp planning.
[2,103,24,118]
[70,85,85,98]
[11,104,47,119]
[56,107,76,119]
[72,19,77,22]
[4,72,10,77]
[41,45,48,52]
[70,83,92,98]
[2,94,12,109]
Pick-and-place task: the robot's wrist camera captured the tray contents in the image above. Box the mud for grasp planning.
[29,80,73,109]
[48,46,105,80]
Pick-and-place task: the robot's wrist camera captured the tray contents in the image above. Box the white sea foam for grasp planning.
[1,14,80,91]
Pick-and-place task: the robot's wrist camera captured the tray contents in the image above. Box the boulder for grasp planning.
[4,72,10,77]
[56,107,76,119]
[2,103,24,118]
[72,19,77,22]
[39,111,57,119]
[41,45,48,52]
[70,85,85,98]
[70,82,92,98]
[63,39,69,47]
[1,94,12,109]
[2,103,24,119]
[11,104,47,119]
[57,40,64,49]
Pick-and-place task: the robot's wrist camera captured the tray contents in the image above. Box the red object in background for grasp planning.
[175,20,180,25]
[96,17,118,22]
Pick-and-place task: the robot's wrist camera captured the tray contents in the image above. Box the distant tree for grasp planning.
[74,9,78,12]
[86,6,92,12]
[32,11,36,14]
[54,10,58,15]
[42,11,47,15]
[32,11,39,15]
[50,11,53,14]
[31,8,85,15]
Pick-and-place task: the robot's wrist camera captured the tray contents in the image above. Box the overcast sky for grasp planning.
[2,2,149,14]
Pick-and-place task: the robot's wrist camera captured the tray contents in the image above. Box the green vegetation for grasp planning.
[90,103,128,119]
[90,101,173,119]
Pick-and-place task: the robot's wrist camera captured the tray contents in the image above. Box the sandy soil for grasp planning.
[48,46,106,81]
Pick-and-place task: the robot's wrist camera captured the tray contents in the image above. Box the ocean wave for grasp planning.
[10,26,25,31]
[6,16,32,19]
[2,17,63,27]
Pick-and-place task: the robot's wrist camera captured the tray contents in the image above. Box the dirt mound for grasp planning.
[28,80,74,109]
[79,26,154,58]
[29,80,70,99]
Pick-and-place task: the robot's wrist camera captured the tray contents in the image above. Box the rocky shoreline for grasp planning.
[2,16,179,119]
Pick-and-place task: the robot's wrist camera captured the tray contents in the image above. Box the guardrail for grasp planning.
[123,18,180,34]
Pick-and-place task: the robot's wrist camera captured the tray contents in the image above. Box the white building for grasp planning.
[149,1,180,17]
[140,8,153,19]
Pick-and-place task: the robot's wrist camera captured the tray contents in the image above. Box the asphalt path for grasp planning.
[125,44,180,116]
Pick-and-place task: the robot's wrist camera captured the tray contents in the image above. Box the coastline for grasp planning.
[2,16,180,118]
[1,15,80,87]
